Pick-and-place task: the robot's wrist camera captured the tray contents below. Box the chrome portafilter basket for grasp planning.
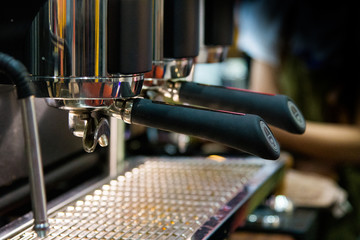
[32,75,144,110]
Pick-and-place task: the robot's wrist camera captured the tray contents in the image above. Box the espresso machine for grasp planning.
[0,0,303,239]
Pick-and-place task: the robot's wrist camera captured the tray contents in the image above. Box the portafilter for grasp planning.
[143,0,306,135]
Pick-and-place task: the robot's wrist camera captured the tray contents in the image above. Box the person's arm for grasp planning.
[271,122,360,164]
[248,59,280,94]
[249,59,360,164]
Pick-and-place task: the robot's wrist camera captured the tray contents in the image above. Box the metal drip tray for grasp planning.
[5,157,284,240]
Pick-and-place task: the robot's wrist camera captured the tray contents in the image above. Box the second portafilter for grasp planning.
[144,0,306,135]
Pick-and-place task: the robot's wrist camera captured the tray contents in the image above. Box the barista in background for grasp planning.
[236,0,360,239]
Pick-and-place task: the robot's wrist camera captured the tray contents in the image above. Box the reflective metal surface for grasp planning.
[68,112,110,153]
[29,0,144,110]
[82,117,110,153]
[153,0,164,62]
[196,46,229,63]
[68,111,90,138]
[197,0,230,64]
[144,58,194,86]
[157,80,182,102]
[20,96,49,237]
[107,99,133,124]
[32,75,144,110]
[144,0,195,98]
[5,157,285,240]
[30,0,107,78]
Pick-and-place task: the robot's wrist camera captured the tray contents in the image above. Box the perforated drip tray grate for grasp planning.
[7,157,284,240]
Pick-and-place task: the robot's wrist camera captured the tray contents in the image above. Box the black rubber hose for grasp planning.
[0,52,34,99]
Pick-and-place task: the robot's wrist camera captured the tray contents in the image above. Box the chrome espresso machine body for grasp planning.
[0,0,302,239]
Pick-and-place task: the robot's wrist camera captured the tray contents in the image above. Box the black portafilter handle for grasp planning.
[175,81,306,134]
[122,98,280,160]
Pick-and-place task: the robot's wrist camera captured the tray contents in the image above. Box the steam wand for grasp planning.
[0,53,49,237]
